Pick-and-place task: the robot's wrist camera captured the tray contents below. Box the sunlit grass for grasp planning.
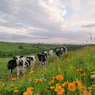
[0,46,95,95]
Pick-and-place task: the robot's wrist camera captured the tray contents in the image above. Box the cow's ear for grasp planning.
[20,56,23,58]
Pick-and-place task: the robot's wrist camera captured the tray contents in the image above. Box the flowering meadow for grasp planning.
[0,46,95,95]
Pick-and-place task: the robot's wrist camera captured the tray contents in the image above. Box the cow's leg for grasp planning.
[17,67,20,77]
[30,64,34,71]
[22,67,25,73]
[10,69,12,75]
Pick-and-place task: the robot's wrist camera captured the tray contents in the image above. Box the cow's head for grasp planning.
[13,55,23,66]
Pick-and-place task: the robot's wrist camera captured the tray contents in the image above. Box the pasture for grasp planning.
[0,42,95,95]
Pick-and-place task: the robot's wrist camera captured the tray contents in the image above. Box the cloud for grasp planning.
[0,0,95,44]
[82,23,95,28]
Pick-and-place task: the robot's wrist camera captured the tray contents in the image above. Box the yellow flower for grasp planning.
[54,84,65,95]
[50,86,55,89]
[36,79,42,82]
[84,91,91,95]
[90,85,95,89]
[56,75,64,81]
[81,73,86,76]
[91,72,95,74]
[27,87,34,92]
[14,90,19,92]
[62,81,68,87]
[68,82,76,91]
[75,79,82,88]
[11,78,16,81]
[29,71,34,74]
[23,91,33,95]
[80,86,87,93]
[49,80,54,85]
[76,69,83,72]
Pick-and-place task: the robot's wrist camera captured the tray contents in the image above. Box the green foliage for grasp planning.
[1,42,95,95]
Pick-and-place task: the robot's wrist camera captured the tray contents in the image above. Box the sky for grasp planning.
[0,0,95,44]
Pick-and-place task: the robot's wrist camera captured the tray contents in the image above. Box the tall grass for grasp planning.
[0,46,95,95]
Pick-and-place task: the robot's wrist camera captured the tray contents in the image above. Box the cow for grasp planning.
[7,55,36,77]
[63,47,67,53]
[7,55,23,75]
[37,52,48,69]
[55,47,67,58]
[26,56,36,71]
[48,50,54,57]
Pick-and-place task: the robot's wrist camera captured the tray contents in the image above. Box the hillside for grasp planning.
[0,42,86,58]
[0,45,95,95]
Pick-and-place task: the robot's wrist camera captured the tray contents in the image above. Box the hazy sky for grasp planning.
[0,0,95,44]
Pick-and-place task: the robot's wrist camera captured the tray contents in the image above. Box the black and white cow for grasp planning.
[63,47,67,53]
[55,47,67,58]
[7,55,23,75]
[7,55,36,77]
[26,56,36,71]
[37,52,48,69]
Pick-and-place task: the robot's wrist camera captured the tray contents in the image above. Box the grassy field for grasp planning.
[0,42,95,95]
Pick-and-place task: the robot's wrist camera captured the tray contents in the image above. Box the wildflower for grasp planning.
[29,71,34,74]
[52,76,56,80]
[90,85,95,89]
[54,84,65,95]
[91,72,95,74]
[36,79,42,82]
[91,74,95,78]
[56,75,64,81]
[62,81,68,87]
[75,79,82,88]
[27,87,34,92]
[68,82,76,91]
[23,91,33,95]
[81,73,86,76]
[49,80,54,85]
[14,90,19,92]
[80,86,87,93]
[50,86,55,90]
[84,91,91,95]
[10,78,16,81]
[76,69,83,72]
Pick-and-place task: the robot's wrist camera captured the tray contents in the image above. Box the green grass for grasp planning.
[0,45,95,95]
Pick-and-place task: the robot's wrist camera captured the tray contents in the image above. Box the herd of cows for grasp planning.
[7,47,67,77]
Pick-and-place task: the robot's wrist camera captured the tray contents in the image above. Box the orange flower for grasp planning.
[23,91,33,95]
[50,86,55,89]
[10,78,16,81]
[56,75,64,81]
[49,80,54,85]
[75,79,82,88]
[27,87,34,92]
[81,73,86,76]
[36,79,42,82]
[62,81,68,87]
[68,82,76,91]
[84,91,91,95]
[52,76,56,80]
[54,84,65,95]
[90,85,95,89]
[14,90,19,92]
[29,71,34,74]
[80,86,87,93]
[76,69,83,72]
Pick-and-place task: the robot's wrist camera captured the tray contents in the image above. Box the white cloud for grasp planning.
[0,0,95,44]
